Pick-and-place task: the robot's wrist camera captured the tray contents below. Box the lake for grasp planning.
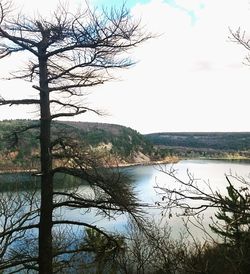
[128,159,250,239]
[53,159,250,240]
[1,159,250,240]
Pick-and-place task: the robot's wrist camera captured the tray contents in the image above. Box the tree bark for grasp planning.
[38,52,53,274]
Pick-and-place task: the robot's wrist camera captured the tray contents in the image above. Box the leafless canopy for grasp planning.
[0,0,150,118]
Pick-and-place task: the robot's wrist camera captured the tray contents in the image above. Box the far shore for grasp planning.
[1,156,250,175]
[0,157,180,175]
[116,156,180,168]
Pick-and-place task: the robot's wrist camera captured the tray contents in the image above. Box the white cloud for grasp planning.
[1,0,250,133]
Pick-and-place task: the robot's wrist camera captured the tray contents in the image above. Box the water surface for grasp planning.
[1,160,250,239]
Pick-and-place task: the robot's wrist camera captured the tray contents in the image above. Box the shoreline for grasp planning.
[114,156,180,168]
[1,156,250,175]
[0,157,180,175]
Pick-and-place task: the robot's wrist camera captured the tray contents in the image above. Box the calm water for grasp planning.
[59,159,250,239]
[2,159,250,239]
[114,159,250,238]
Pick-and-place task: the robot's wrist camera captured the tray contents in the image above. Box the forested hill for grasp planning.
[144,132,250,159]
[58,121,156,163]
[1,120,250,171]
[0,120,159,170]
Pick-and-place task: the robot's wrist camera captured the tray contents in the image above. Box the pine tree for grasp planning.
[210,177,250,273]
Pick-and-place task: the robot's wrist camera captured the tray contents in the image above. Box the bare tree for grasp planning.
[0,1,150,273]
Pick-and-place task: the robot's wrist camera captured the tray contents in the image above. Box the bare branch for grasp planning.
[0,98,40,106]
[50,110,86,119]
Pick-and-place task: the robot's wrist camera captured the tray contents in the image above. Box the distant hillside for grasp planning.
[2,120,249,171]
[0,120,162,170]
[145,132,250,159]
[58,121,156,162]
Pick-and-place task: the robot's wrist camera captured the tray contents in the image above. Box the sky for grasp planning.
[0,0,250,133]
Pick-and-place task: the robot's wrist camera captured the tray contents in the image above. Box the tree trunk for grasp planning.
[38,53,53,274]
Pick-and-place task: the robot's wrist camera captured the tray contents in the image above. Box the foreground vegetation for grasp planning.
[82,171,250,274]
[2,172,250,274]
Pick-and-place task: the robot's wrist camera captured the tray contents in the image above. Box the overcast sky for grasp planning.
[0,0,250,133]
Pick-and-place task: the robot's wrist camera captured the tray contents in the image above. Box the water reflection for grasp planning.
[1,160,250,239]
